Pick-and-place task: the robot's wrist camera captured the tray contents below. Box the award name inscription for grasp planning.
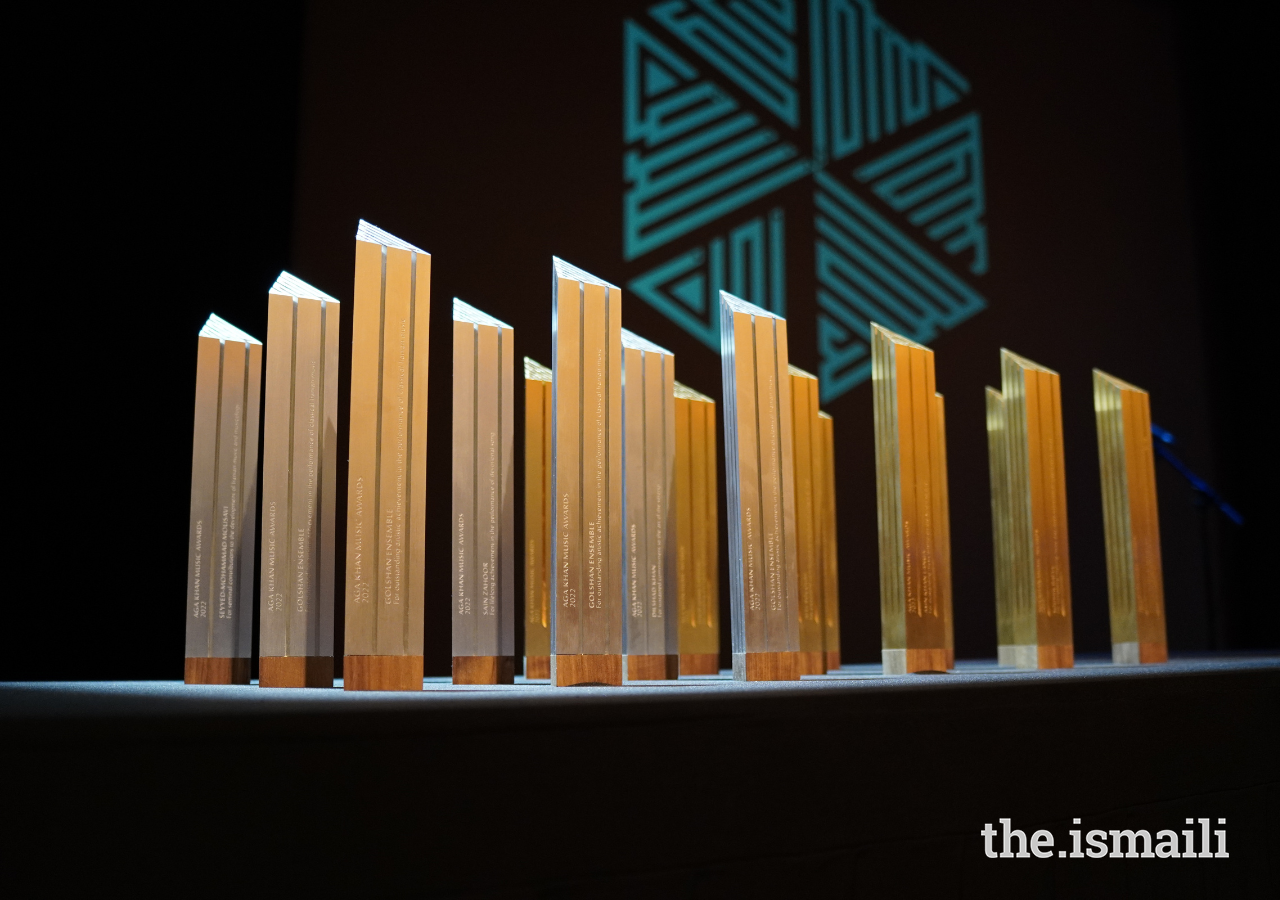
[719,292,800,681]
[344,220,430,691]
[185,314,262,685]
[550,258,624,686]
[259,272,340,688]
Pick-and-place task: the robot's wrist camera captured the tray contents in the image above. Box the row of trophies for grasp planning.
[185,222,1168,688]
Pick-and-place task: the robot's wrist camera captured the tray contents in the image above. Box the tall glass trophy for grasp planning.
[550,259,623,686]
[260,273,340,687]
[185,315,262,684]
[719,292,800,681]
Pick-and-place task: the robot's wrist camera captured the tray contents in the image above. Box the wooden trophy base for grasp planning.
[524,655,551,679]
[679,653,720,675]
[185,657,250,685]
[259,656,334,688]
[733,651,800,681]
[796,650,826,676]
[343,655,424,691]
[625,654,679,681]
[1037,644,1074,669]
[881,648,948,675]
[945,649,956,670]
[825,650,841,672]
[552,654,622,686]
[453,656,516,685]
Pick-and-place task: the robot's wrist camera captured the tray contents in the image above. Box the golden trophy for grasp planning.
[343,221,431,690]
[550,259,623,686]
[985,350,1074,669]
[720,292,800,681]
[451,299,516,684]
[817,411,841,671]
[871,324,949,674]
[259,273,340,688]
[1093,370,1167,664]
[523,358,553,679]
[674,381,719,675]
[788,366,826,675]
[185,314,262,685]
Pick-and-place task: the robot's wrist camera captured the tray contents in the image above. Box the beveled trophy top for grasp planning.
[453,297,511,329]
[788,364,817,380]
[870,322,929,351]
[270,271,338,303]
[552,256,619,289]
[719,290,781,320]
[673,380,714,403]
[620,328,672,356]
[199,313,260,345]
[524,357,552,382]
[356,219,427,255]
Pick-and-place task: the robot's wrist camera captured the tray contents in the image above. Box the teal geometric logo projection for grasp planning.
[623,0,988,402]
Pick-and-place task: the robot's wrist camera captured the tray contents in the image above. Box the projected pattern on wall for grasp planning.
[624,0,987,402]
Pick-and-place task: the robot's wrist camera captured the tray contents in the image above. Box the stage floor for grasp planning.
[5,654,1277,897]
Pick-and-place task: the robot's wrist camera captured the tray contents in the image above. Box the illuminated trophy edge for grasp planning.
[343,220,430,691]
[870,323,948,676]
[523,357,553,679]
[620,328,678,680]
[816,411,841,672]
[185,314,262,685]
[719,291,801,681]
[451,298,516,684]
[260,272,340,688]
[1093,369,1167,665]
[674,381,720,675]
[550,258,623,687]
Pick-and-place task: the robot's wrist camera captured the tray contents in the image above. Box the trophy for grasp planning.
[259,273,340,688]
[343,221,431,690]
[621,329,678,680]
[1093,370,1167,664]
[788,366,826,675]
[985,350,1074,669]
[870,324,949,674]
[523,358,553,679]
[451,299,516,684]
[817,411,841,671]
[674,381,720,675]
[550,258,623,686]
[185,314,262,685]
[719,292,800,681]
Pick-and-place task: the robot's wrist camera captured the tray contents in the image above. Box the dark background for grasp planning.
[7,0,1274,680]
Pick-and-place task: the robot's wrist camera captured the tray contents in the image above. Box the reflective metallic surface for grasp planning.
[550,259,623,686]
[1093,370,1167,665]
[871,324,947,675]
[185,315,261,679]
[345,222,430,685]
[451,299,515,682]
[720,292,800,681]
[260,274,340,681]
[523,358,553,678]
[621,330,677,679]
[675,382,719,674]
[985,349,1074,670]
